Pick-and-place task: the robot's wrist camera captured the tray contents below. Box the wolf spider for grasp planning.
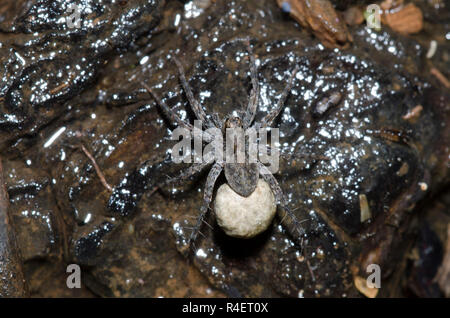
[142,40,308,251]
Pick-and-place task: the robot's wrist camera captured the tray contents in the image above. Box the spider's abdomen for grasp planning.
[224,163,259,197]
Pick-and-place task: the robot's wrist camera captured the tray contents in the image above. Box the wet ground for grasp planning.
[0,0,449,297]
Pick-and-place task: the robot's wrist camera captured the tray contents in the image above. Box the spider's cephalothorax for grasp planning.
[142,40,303,249]
[224,116,243,129]
[223,115,258,197]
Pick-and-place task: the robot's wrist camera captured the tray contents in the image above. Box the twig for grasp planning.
[306,259,316,282]
[430,67,450,88]
[49,82,69,95]
[147,185,159,197]
[80,145,113,192]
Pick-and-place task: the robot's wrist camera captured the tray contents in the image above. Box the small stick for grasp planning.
[202,219,214,230]
[147,185,159,197]
[80,145,113,192]
[49,82,69,95]
[430,67,450,88]
[306,259,316,282]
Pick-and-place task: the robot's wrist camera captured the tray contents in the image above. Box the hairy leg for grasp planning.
[261,65,300,128]
[211,113,223,130]
[142,82,213,142]
[172,57,215,129]
[258,163,306,242]
[162,161,213,188]
[142,82,193,130]
[259,163,316,281]
[188,162,223,248]
[243,39,260,129]
[260,144,329,169]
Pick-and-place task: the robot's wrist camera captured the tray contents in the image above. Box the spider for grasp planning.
[142,40,306,250]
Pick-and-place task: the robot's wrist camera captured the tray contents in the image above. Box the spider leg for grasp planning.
[260,144,329,167]
[162,161,213,188]
[211,113,223,130]
[188,162,223,249]
[142,82,193,130]
[261,65,300,128]
[258,163,285,204]
[243,39,260,129]
[172,57,215,129]
[146,162,212,201]
[258,163,306,246]
[142,82,213,142]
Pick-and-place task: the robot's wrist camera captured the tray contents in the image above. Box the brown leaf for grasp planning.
[383,3,423,34]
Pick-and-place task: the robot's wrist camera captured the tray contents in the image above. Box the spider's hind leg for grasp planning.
[187,162,223,252]
[161,161,212,189]
[258,163,306,248]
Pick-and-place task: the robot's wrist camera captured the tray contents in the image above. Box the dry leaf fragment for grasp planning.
[343,6,364,26]
[277,0,352,48]
[383,3,423,34]
[354,276,379,298]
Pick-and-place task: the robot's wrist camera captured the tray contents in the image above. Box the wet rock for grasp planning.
[5,159,59,261]
[0,159,28,297]
[0,0,163,147]
[403,190,450,298]
[406,222,443,297]
[74,221,115,266]
[0,0,448,298]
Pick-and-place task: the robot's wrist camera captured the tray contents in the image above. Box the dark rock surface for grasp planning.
[0,0,448,297]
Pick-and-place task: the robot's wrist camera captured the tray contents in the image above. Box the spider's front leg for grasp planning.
[261,65,300,128]
[243,39,260,129]
[261,144,329,170]
[142,82,192,130]
[172,57,216,129]
[188,162,224,250]
[142,82,213,143]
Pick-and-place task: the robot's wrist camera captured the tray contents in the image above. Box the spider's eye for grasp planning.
[225,117,242,129]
